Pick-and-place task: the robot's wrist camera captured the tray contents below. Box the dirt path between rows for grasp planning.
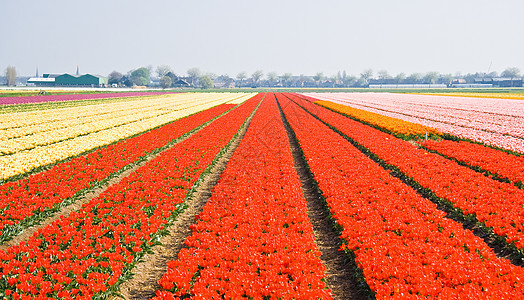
[277,97,369,300]
[293,96,524,268]
[115,100,261,300]
[0,109,234,253]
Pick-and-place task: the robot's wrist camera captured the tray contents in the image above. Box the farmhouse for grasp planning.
[27,73,108,87]
[474,77,523,87]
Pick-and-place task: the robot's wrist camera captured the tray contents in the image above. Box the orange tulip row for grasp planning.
[309,98,441,138]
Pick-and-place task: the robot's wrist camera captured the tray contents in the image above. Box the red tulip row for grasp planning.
[0,95,262,299]
[287,93,524,250]
[422,139,524,186]
[277,93,524,299]
[0,103,236,244]
[153,94,331,300]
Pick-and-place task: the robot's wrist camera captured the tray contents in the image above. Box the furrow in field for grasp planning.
[0,94,262,299]
[153,94,331,299]
[0,101,240,247]
[291,93,524,255]
[116,93,265,300]
[279,93,524,298]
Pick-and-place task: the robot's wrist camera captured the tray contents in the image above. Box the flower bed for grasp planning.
[0,95,262,298]
[0,93,254,179]
[154,94,330,299]
[312,99,441,138]
[290,93,524,250]
[0,103,235,243]
[422,139,524,186]
[0,92,172,106]
[303,92,524,153]
[279,93,524,298]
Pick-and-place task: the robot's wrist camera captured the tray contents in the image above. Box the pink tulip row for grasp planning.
[0,92,174,106]
[303,92,524,154]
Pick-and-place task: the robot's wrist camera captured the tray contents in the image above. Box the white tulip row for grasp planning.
[0,93,255,179]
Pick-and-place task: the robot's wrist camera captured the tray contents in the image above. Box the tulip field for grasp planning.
[306,92,524,153]
[1,91,524,299]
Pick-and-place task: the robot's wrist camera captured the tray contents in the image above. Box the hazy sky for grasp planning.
[2,0,524,77]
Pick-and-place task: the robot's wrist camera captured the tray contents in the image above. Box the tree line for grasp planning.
[1,65,522,88]
[108,66,523,89]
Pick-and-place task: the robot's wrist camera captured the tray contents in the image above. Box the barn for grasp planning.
[27,73,108,87]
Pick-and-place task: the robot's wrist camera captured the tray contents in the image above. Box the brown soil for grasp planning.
[114,101,260,300]
[277,99,367,300]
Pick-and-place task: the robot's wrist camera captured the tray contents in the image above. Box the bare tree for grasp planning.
[147,65,154,77]
[156,65,173,78]
[251,70,264,87]
[501,67,521,78]
[502,67,521,87]
[377,70,391,80]
[359,69,373,86]
[394,73,406,85]
[423,71,440,84]
[5,66,16,86]
[360,69,373,80]
[187,67,201,86]
[266,72,278,86]
[282,73,292,87]
[236,72,247,87]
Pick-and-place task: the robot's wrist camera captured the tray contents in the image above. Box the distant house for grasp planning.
[27,73,108,87]
[172,78,191,88]
[473,77,523,87]
[492,78,523,87]
[451,79,467,85]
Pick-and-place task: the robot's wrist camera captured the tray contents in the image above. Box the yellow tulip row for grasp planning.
[315,100,442,137]
[0,94,235,153]
[0,93,254,179]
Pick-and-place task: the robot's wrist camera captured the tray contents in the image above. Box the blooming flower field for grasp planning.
[304,92,524,153]
[0,93,255,179]
[0,92,173,106]
[280,93,524,298]
[1,91,524,299]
